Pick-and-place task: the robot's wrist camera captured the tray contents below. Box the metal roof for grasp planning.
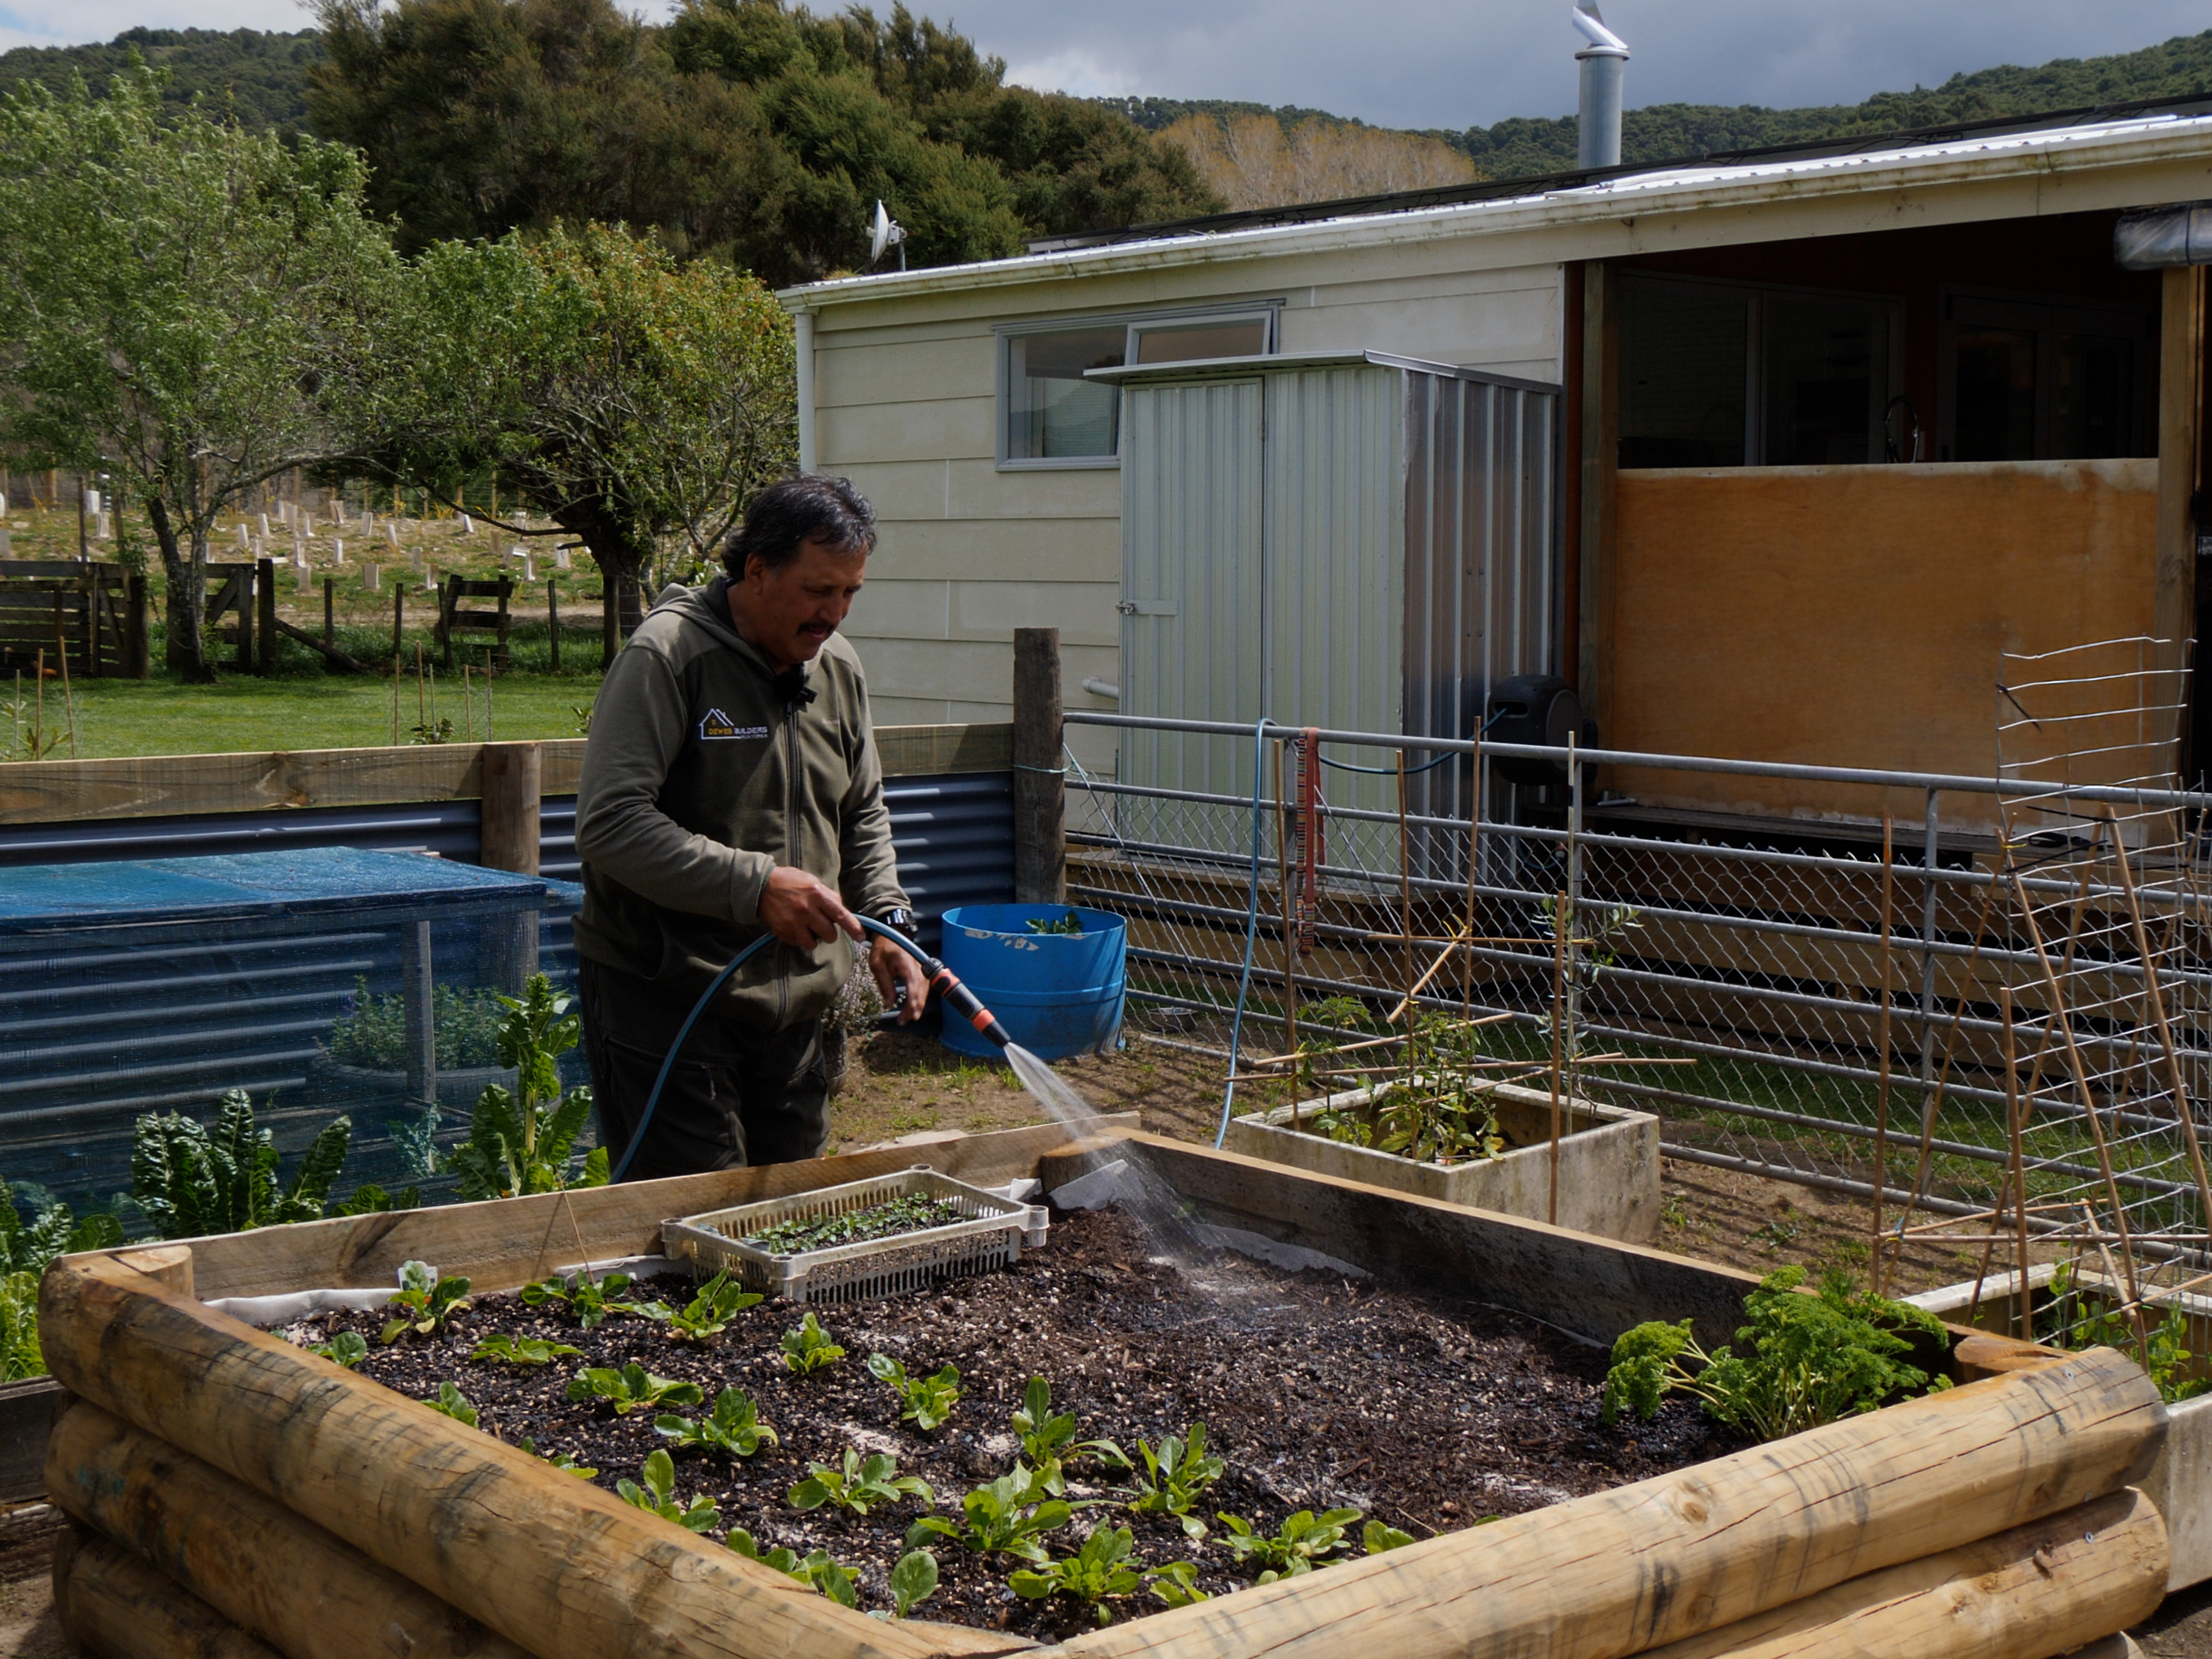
[782,101,2212,312]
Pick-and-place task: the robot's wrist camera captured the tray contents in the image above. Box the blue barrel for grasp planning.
[937,904,1127,1061]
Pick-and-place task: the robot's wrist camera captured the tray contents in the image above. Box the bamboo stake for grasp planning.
[1549,890,1567,1227]
[2002,984,2033,1343]
[1464,727,1482,1016]
[1874,815,1895,1295]
[1397,749,1415,1063]
[1277,737,1298,1121]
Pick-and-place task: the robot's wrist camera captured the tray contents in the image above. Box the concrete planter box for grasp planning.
[1224,1079,1661,1243]
[1907,1261,2211,1591]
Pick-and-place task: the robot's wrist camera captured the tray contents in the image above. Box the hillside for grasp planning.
[0,27,321,133]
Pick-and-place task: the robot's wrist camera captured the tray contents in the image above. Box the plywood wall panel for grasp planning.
[1608,459,2159,827]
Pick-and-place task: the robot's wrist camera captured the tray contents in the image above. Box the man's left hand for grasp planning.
[869,934,929,1024]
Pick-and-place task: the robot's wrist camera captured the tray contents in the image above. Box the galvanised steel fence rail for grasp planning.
[1062,709,2212,1270]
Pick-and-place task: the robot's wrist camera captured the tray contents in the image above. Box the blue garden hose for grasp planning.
[607,916,1011,1182]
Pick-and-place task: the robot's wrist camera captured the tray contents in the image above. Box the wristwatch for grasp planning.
[877,907,916,937]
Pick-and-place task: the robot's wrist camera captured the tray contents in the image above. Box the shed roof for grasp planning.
[781,104,2212,314]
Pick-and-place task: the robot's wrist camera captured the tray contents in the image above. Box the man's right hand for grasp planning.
[757,864,864,950]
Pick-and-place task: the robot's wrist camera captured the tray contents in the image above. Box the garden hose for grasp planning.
[606,916,1010,1183]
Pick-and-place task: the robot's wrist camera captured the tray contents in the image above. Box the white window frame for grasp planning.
[995,302,1282,470]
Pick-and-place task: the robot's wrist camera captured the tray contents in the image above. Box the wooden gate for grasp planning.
[0,562,146,679]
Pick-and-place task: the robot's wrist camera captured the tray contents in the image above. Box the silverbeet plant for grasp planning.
[655,1386,778,1458]
[1217,1508,1362,1581]
[1011,1377,1127,1495]
[1009,1525,1151,1627]
[728,1531,860,1609]
[520,1270,634,1329]
[521,1437,597,1478]
[788,1449,934,1517]
[308,1329,367,1369]
[782,1312,846,1374]
[567,1363,704,1416]
[425,1381,477,1426]
[470,1332,581,1366]
[905,1465,1071,1563]
[381,1260,471,1344]
[1123,1422,1222,1540]
[666,1271,764,1342]
[866,1353,962,1431]
[619,1449,720,1532]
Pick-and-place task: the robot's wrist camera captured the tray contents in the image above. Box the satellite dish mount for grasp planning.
[869,200,908,272]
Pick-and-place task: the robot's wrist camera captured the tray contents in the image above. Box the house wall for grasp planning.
[1603,458,2160,829]
[813,260,1566,730]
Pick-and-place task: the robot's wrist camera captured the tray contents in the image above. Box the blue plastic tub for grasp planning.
[937,903,1128,1061]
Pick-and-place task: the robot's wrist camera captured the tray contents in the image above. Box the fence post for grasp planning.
[479,740,542,991]
[254,558,275,675]
[1012,627,1065,905]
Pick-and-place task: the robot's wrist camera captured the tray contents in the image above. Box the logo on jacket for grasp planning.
[699,709,769,740]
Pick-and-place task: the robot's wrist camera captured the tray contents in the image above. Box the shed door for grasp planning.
[1119,378,1264,809]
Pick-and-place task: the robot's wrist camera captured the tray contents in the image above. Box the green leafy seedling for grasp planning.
[470,1332,581,1366]
[666,1270,763,1341]
[567,1363,705,1415]
[883,1549,939,1619]
[1146,1561,1210,1608]
[1011,1376,1127,1494]
[904,1465,1071,1563]
[1123,1422,1223,1540]
[1010,1524,1145,1627]
[727,1530,859,1607]
[1363,1520,1416,1554]
[425,1381,477,1426]
[787,1449,933,1517]
[782,1312,846,1374]
[866,1352,962,1431]
[520,1437,597,1477]
[520,1270,635,1329]
[655,1386,778,1458]
[309,1329,367,1369]
[1217,1507,1361,1580]
[618,1448,720,1532]
[381,1260,471,1344]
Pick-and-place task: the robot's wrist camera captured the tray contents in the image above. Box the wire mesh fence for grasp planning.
[1065,686,2212,1368]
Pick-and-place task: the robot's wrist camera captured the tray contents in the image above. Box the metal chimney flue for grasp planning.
[1572,0,1628,170]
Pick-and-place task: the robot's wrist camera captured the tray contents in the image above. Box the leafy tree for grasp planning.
[0,28,325,135]
[132,1091,356,1239]
[0,66,396,680]
[359,223,793,660]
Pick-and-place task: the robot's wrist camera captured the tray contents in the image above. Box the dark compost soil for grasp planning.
[308,1207,1731,1640]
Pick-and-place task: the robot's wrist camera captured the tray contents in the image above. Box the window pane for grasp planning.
[1008,326,1124,459]
[1764,296,1886,466]
[1954,328,2037,461]
[2051,331,2137,459]
[1619,282,1748,468]
[1132,318,1268,364]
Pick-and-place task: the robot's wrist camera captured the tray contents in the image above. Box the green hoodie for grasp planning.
[571,577,908,1032]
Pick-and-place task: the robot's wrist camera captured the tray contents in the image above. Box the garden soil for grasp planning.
[320,1206,1731,1640]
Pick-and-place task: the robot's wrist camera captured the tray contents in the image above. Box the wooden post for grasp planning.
[2154,264,2204,743]
[547,578,560,672]
[112,1244,192,1299]
[1575,259,1620,740]
[399,920,436,1105]
[254,558,275,676]
[1012,627,1065,904]
[390,582,403,666]
[126,570,149,679]
[323,575,334,646]
[480,743,541,875]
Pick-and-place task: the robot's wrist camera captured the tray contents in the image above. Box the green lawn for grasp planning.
[13,666,602,757]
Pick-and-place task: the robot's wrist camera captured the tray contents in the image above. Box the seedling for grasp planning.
[380,1260,471,1343]
[469,1333,581,1366]
[905,1465,1072,1563]
[520,1437,597,1477]
[727,1533,860,1609]
[519,1269,635,1329]
[1603,1266,1949,1441]
[425,1381,477,1426]
[1011,1377,1127,1493]
[618,1449,720,1532]
[1025,910,1084,936]
[1363,1520,1415,1553]
[1146,1561,1210,1608]
[308,1330,367,1369]
[1217,1508,1361,1580]
[1123,1422,1223,1540]
[866,1353,962,1430]
[666,1271,763,1342]
[744,1193,968,1256]
[781,1312,846,1374]
[883,1549,939,1619]
[566,1363,705,1416]
[1010,1525,1145,1627]
[654,1386,778,1457]
[787,1449,933,1516]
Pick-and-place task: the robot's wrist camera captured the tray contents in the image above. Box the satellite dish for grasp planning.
[869,200,908,270]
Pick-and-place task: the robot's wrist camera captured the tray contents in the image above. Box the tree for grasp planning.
[0,66,395,680]
[362,222,794,663]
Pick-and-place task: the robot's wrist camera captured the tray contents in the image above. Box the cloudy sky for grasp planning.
[2,0,2206,131]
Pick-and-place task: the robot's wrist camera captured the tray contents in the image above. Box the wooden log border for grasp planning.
[33,1122,2175,1659]
[0,722,1013,826]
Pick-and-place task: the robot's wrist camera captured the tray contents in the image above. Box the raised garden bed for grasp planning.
[1226,1080,1660,1243]
[35,1121,2177,1659]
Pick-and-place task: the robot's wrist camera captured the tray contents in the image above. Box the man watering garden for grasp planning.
[572,475,929,1181]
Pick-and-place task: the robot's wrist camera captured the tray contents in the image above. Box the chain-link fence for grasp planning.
[1064,704,2212,1351]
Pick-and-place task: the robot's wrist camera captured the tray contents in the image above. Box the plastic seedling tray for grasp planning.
[661,1166,1050,1304]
